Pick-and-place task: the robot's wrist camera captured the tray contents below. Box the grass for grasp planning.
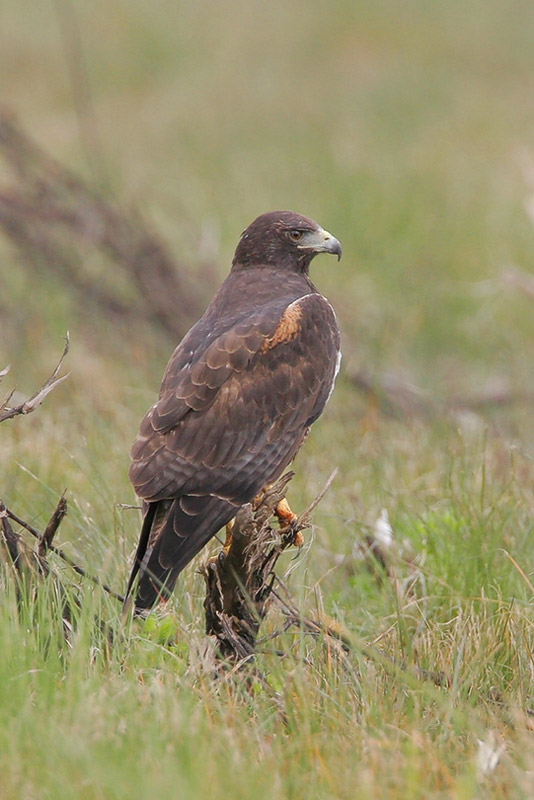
[2,0,534,797]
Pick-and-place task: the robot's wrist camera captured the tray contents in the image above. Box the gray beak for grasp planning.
[321,229,343,261]
[298,227,342,261]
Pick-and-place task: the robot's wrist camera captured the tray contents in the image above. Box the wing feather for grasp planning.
[129,293,339,505]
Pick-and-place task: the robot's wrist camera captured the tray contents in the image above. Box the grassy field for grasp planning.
[2,1,534,797]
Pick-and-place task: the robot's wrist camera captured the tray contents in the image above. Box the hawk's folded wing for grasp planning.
[129,292,340,507]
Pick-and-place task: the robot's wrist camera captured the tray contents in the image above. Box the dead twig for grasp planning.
[294,467,338,529]
[269,576,351,652]
[0,504,25,574]
[37,492,68,559]
[0,335,70,423]
[0,501,46,581]
[1,501,124,603]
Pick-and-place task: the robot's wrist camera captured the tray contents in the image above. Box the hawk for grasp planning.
[125,210,341,613]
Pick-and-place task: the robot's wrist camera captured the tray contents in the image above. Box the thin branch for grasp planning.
[0,506,24,573]
[293,468,338,531]
[0,335,70,423]
[1,503,124,603]
[37,492,68,558]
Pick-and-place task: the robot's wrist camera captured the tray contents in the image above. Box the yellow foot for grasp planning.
[208,519,235,565]
[223,518,235,554]
[274,497,297,526]
[274,497,304,547]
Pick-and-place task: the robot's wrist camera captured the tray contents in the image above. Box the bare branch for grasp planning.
[294,468,338,531]
[37,492,68,558]
[1,501,124,603]
[0,503,24,573]
[0,335,70,423]
[0,500,45,579]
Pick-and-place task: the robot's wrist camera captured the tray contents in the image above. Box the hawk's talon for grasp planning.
[208,519,235,567]
[274,497,298,527]
[293,530,305,547]
[223,518,235,553]
[274,497,303,546]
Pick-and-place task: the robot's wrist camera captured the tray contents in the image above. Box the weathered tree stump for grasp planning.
[202,470,335,662]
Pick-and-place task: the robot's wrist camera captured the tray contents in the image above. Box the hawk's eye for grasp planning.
[288,230,303,241]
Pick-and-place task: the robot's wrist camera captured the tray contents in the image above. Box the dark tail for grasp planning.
[123,495,237,615]
[124,501,157,601]
[123,500,179,614]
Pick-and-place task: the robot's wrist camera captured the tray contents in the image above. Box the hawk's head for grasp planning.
[232,210,342,273]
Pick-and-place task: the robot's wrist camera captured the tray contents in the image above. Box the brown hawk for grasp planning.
[125,210,341,613]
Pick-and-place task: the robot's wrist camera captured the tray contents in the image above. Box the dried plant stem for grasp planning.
[1,500,124,603]
[0,335,70,424]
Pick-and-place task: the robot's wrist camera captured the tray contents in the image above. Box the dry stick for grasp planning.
[268,575,452,697]
[0,335,70,424]
[37,492,68,559]
[0,502,48,580]
[294,467,338,529]
[0,365,14,415]
[2,503,124,603]
[270,575,351,651]
[0,509,23,573]
[286,593,528,725]
[203,476,293,660]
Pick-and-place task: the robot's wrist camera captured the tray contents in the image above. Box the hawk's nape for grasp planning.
[124,211,342,614]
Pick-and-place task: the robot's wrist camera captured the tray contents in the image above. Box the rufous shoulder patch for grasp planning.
[261,300,303,352]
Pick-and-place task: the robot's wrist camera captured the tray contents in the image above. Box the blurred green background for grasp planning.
[3,2,534,797]
[3,0,534,397]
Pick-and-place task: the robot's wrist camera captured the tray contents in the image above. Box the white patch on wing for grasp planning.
[322,296,341,408]
[287,293,314,310]
[325,348,342,407]
[290,293,341,409]
[335,349,342,379]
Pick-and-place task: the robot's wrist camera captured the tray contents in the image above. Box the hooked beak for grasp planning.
[298,227,342,261]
